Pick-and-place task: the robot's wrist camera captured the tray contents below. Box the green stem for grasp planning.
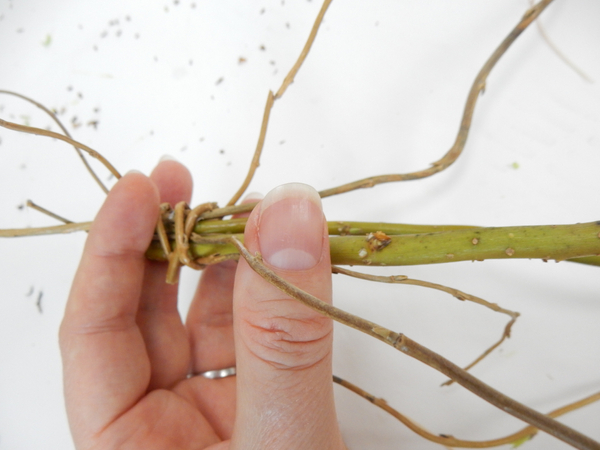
[146,220,600,267]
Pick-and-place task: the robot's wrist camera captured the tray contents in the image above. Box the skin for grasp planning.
[59,159,347,450]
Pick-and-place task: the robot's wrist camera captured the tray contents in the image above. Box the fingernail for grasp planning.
[242,192,263,203]
[159,154,178,163]
[258,183,324,270]
[125,169,144,176]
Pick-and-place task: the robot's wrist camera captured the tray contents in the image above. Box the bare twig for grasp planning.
[0,90,109,193]
[334,375,600,448]
[0,118,121,179]
[331,265,520,381]
[318,0,554,199]
[231,236,600,450]
[528,0,594,83]
[26,200,73,224]
[226,0,334,206]
[0,222,93,237]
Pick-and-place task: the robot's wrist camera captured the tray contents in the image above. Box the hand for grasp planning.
[59,158,347,450]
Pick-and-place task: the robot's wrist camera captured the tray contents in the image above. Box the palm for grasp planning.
[92,377,235,449]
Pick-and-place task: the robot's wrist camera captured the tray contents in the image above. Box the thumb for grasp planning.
[231,183,345,450]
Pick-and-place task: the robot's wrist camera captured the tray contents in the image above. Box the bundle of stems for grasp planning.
[1,0,599,449]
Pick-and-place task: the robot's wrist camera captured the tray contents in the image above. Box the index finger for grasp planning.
[59,172,159,443]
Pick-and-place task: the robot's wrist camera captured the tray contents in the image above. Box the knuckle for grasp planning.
[240,307,332,371]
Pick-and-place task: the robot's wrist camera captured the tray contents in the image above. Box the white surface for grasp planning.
[1,1,599,449]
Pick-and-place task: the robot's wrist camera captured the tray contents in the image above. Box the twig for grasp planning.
[0,90,109,193]
[0,222,93,237]
[317,0,555,199]
[334,375,600,448]
[226,0,334,206]
[231,236,600,450]
[26,200,73,224]
[528,1,594,83]
[331,265,520,381]
[0,118,121,179]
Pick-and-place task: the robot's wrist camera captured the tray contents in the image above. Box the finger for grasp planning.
[59,172,160,443]
[184,193,262,440]
[187,192,262,374]
[230,183,345,449]
[137,157,193,389]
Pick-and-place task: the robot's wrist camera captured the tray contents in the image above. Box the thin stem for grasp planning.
[528,1,594,83]
[331,265,520,380]
[0,118,121,179]
[226,0,333,206]
[0,90,109,193]
[0,222,93,237]
[226,92,274,206]
[231,236,600,450]
[26,200,73,224]
[318,0,554,199]
[334,375,600,448]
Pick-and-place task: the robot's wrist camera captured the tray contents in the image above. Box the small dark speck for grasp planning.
[189,59,193,66]
[219,149,225,154]
[135,33,140,39]
[191,2,196,8]
[77,92,83,99]
[173,0,179,5]
[36,291,43,314]
[94,107,101,113]
[270,60,276,65]
[87,120,99,129]
[108,19,119,26]
[25,286,34,297]
[16,27,24,33]
[215,77,224,85]
[279,140,285,145]
[260,8,265,14]
[285,22,290,29]
[125,15,131,21]
[67,85,73,91]
[93,45,98,51]
[150,130,154,136]
[154,55,158,62]
[100,30,108,38]
[199,137,205,142]
[180,146,187,152]
[259,44,266,51]
[17,203,24,210]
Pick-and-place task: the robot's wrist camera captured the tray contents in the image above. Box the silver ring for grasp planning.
[189,366,236,379]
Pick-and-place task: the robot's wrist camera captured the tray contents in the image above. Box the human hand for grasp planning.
[59,158,347,449]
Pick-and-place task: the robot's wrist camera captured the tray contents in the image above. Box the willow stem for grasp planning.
[142,220,600,268]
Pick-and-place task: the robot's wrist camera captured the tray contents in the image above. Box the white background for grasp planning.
[1,0,599,449]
